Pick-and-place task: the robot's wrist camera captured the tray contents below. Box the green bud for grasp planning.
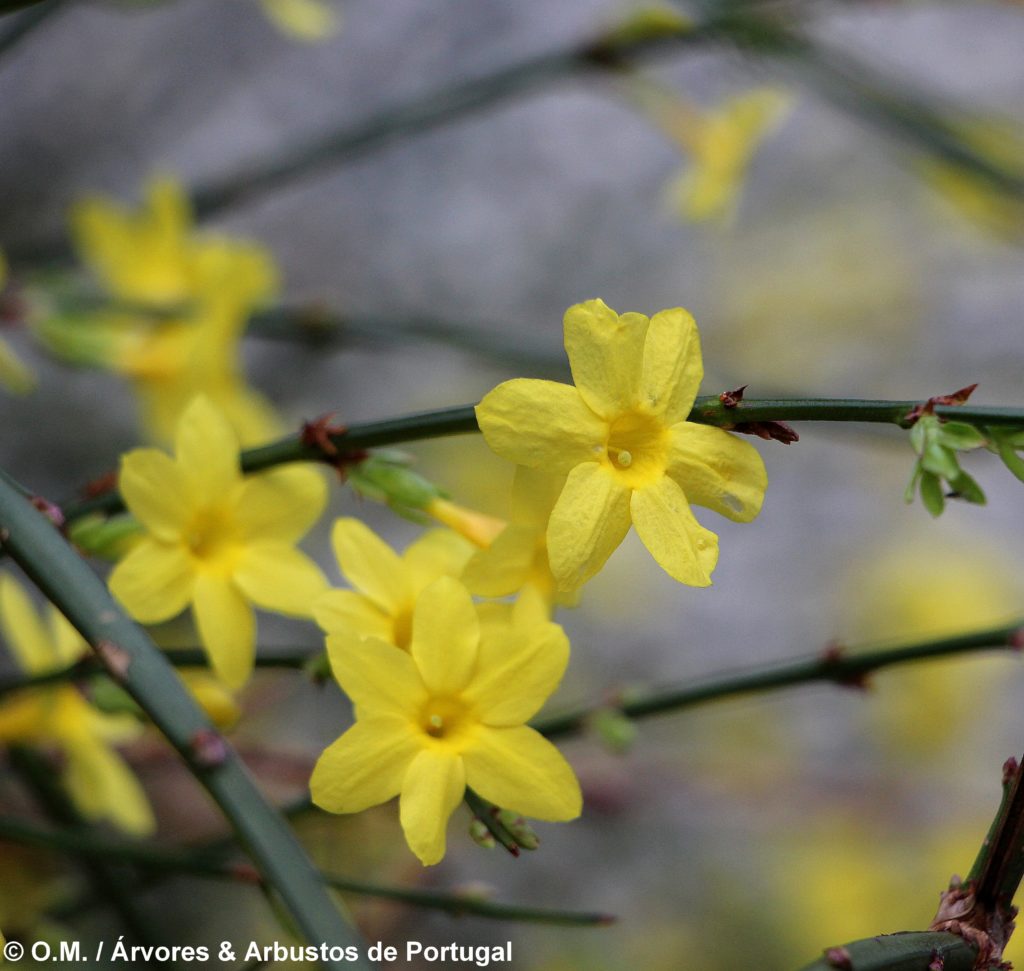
[69,515,143,561]
[347,454,446,519]
[496,810,540,851]
[468,819,496,850]
[590,707,637,754]
[920,441,961,480]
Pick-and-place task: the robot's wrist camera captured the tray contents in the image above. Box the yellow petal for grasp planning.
[234,466,327,543]
[563,299,649,419]
[325,631,425,716]
[464,618,569,726]
[546,462,631,589]
[463,725,581,821]
[261,0,339,40]
[175,396,241,499]
[0,574,60,674]
[192,575,255,690]
[62,737,155,836]
[399,749,466,866]
[233,543,327,616]
[47,607,89,668]
[476,378,606,473]
[119,448,192,540]
[639,307,702,423]
[630,476,718,586]
[461,525,536,598]
[510,466,565,525]
[314,589,392,640]
[108,538,194,624]
[667,423,767,522]
[311,717,419,814]
[409,577,479,696]
[178,669,241,728]
[403,529,476,591]
[330,518,410,613]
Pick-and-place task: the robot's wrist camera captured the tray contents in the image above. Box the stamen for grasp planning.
[616,450,633,468]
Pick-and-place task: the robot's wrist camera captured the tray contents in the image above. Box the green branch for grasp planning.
[796,932,977,971]
[534,621,1024,739]
[59,396,1024,525]
[0,470,372,971]
[0,815,613,927]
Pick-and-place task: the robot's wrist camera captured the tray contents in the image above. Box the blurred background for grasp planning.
[1,0,1024,968]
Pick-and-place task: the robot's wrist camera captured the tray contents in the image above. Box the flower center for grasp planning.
[605,410,670,487]
[419,696,474,747]
[184,506,240,570]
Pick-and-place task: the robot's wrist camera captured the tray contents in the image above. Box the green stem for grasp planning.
[534,621,1024,739]
[59,396,1024,524]
[796,931,976,971]
[0,815,613,926]
[0,471,372,971]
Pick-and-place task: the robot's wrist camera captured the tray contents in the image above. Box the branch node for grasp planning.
[300,413,369,478]
[823,945,853,969]
[905,384,979,425]
[95,639,132,683]
[719,385,747,408]
[189,729,229,770]
[820,642,871,691]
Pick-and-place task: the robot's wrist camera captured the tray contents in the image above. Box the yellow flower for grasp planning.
[626,79,790,223]
[108,396,328,689]
[260,0,340,40]
[462,467,579,609]
[311,576,581,865]
[476,299,767,589]
[315,519,474,651]
[0,251,35,395]
[66,177,280,444]
[0,574,154,835]
[423,496,506,549]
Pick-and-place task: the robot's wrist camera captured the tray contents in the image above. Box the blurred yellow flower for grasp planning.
[260,0,340,40]
[311,576,580,865]
[66,177,280,444]
[0,574,154,835]
[476,299,767,589]
[108,396,328,690]
[315,518,474,650]
[462,466,579,609]
[626,79,790,223]
[921,114,1024,242]
[0,251,35,395]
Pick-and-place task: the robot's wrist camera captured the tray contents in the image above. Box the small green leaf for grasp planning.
[904,464,922,504]
[997,440,1024,483]
[920,471,946,517]
[949,470,986,505]
[921,442,961,480]
[936,421,987,451]
[909,419,930,455]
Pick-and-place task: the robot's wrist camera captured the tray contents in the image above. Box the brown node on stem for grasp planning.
[719,385,748,408]
[81,470,119,499]
[95,639,131,683]
[30,495,65,531]
[730,420,800,445]
[823,945,853,969]
[905,384,979,425]
[819,641,871,691]
[189,728,229,769]
[300,413,369,480]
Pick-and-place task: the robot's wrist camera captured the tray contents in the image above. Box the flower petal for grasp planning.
[175,395,241,499]
[310,717,419,814]
[510,466,565,525]
[0,574,60,674]
[667,423,767,522]
[461,525,536,598]
[314,589,392,640]
[563,299,649,419]
[546,462,631,589]
[330,518,409,613]
[464,618,569,726]
[119,448,192,540]
[48,608,88,668]
[639,307,703,423]
[409,577,479,696]
[476,379,605,473]
[399,749,466,865]
[630,476,719,586]
[62,737,155,836]
[463,725,581,821]
[108,538,194,624]
[326,631,425,716]
[233,544,327,617]
[234,466,327,543]
[192,575,255,690]
[403,529,475,592]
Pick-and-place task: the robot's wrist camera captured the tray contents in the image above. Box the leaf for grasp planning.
[920,471,946,517]
[948,470,986,505]
[921,442,961,480]
[936,421,987,451]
